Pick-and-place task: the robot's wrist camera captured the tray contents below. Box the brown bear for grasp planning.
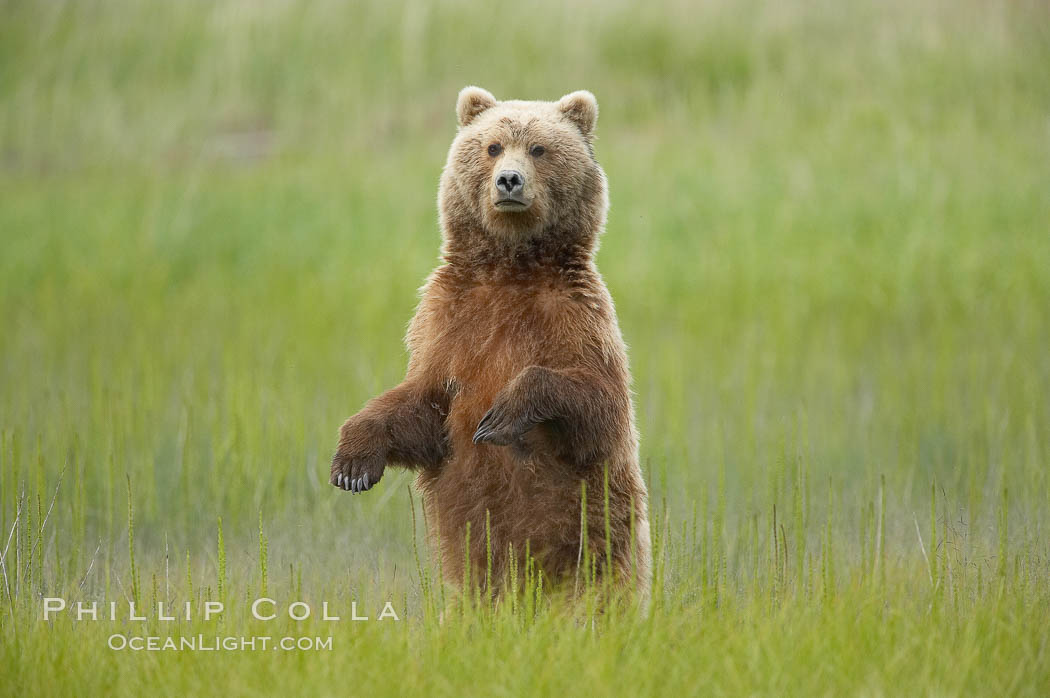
[331,86,650,602]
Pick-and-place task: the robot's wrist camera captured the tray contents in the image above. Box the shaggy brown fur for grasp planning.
[331,87,651,600]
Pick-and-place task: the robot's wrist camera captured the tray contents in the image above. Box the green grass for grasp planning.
[2,0,1049,694]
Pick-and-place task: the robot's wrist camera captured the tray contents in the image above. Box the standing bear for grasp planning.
[331,87,651,601]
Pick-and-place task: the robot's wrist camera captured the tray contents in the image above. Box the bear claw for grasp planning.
[472,409,501,444]
[473,403,534,446]
[330,450,384,495]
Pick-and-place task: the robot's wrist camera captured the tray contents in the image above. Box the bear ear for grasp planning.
[457,86,497,127]
[557,90,599,139]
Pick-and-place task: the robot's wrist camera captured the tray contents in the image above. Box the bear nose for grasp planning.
[495,170,525,195]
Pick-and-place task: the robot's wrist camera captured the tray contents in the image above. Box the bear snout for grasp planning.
[496,169,524,195]
[493,169,530,209]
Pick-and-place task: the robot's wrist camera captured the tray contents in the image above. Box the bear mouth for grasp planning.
[494,199,531,211]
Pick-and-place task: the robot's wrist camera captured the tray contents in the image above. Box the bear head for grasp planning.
[438,87,609,262]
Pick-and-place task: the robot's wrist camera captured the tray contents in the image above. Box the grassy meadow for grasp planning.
[2,0,1049,694]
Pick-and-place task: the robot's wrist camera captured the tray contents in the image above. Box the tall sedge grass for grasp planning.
[1,457,1049,693]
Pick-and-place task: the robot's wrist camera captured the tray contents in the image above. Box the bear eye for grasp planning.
[530,145,546,157]
[487,143,502,157]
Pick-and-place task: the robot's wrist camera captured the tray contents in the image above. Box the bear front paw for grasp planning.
[472,398,539,446]
[330,448,385,494]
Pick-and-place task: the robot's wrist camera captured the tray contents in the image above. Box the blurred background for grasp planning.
[0,0,1048,585]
